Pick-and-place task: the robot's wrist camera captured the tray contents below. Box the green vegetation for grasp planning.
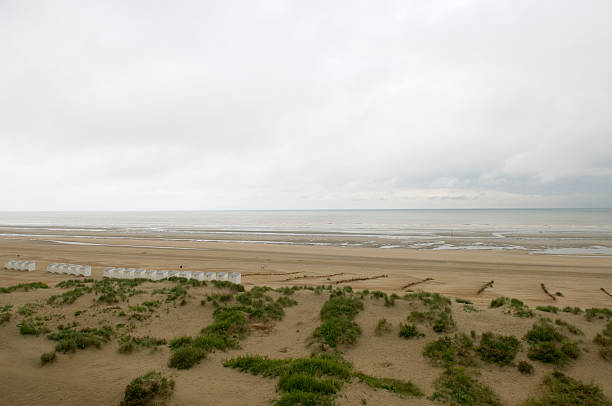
[0,282,49,294]
[93,279,146,304]
[168,286,290,370]
[404,292,456,333]
[520,371,612,406]
[476,332,520,366]
[120,371,175,406]
[354,372,423,397]
[455,298,472,304]
[374,318,392,336]
[311,291,364,350]
[118,335,167,353]
[463,304,479,313]
[585,308,612,322]
[56,279,93,289]
[47,325,114,353]
[517,361,534,375]
[537,306,559,314]
[1,304,12,325]
[489,297,534,318]
[423,333,476,367]
[225,354,422,405]
[524,319,580,366]
[399,323,424,339]
[431,367,501,406]
[562,306,583,315]
[18,318,50,335]
[490,297,508,308]
[47,287,89,305]
[554,319,584,336]
[40,351,56,365]
[594,322,612,361]
[18,303,41,316]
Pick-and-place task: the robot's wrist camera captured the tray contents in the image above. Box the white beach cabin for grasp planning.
[157,270,169,280]
[47,263,58,273]
[58,264,69,274]
[134,269,146,279]
[145,270,156,280]
[114,268,126,279]
[123,269,135,279]
[5,260,16,270]
[205,272,216,281]
[81,265,92,277]
[179,271,191,280]
[217,272,228,281]
[167,270,179,279]
[229,272,242,285]
[192,271,205,281]
[14,260,25,270]
[103,267,115,278]
[68,265,79,275]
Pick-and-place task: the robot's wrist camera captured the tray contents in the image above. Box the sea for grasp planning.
[1,209,611,255]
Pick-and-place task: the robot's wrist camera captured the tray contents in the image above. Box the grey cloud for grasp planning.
[1,0,611,210]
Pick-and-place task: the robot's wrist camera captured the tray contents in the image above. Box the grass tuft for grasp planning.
[476,332,521,366]
[399,323,424,339]
[374,318,392,336]
[594,321,612,361]
[520,371,612,406]
[431,367,501,406]
[120,371,175,406]
[423,333,476,367]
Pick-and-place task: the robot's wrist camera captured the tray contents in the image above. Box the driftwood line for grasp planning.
[601,288,612,299]
[335,274,388,284]
[477,280,494,294]
[540,283,557,301]
[242,271,302,277]
[282,273,345,282]
[402,278,434,290]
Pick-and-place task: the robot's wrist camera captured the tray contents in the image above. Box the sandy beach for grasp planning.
[1,232,611,405]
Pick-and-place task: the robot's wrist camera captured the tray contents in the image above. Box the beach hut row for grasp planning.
[4,260,36,271]
[47,263,92,277]
[103,268,241,284]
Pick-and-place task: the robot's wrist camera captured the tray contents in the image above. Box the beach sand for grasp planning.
[1,233,611,405]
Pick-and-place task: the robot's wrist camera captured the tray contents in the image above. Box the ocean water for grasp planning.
[1,209,611,253]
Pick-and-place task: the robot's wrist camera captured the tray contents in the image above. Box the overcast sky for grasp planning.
[1,0,611,210]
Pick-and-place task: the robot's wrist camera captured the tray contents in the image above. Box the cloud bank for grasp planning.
[1,0,611,210]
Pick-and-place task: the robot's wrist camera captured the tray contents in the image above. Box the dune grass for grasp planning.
[1,304,13,325]
[520,371,612,405]
[47,325,115,353]
[431,367,501,406]
[311,290,364,350]
[423,333,476,367]
[1,282,49,294]
[476,332,521,366]
[404,292,456,333]
[594,321,612,361]
[399,323,424,339]
[225,354,422,404]
[118,335,167,353]
[120,371,175,406]
[524,319,580,366]
[374,318,392,335]
[518,361,534,375]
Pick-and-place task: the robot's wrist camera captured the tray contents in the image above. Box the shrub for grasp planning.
[562,306,582,315]
[354,372,423,397]
[47,326,114,353]
[585,308,612,322]
[312,318,361,348]
[520,371,612,406]
[0,282,49,294]
[118,336,167,353]
[490,297,508,308]
[455,298,472,304]
[120,371,175,406]
[476,332,520,366]
[319,296,363,320]
[524,320,580,366]
[423,334,475,367]
[554,319,584,336]
[431,367,501,406]
[594,322,612,361]
[517,361,534,375]
[18,319,50,336]
[399,323,423,339]
[374,318,392,336]
[537,306,559,314]
[40,351,56,365]
[168,345,207,369]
